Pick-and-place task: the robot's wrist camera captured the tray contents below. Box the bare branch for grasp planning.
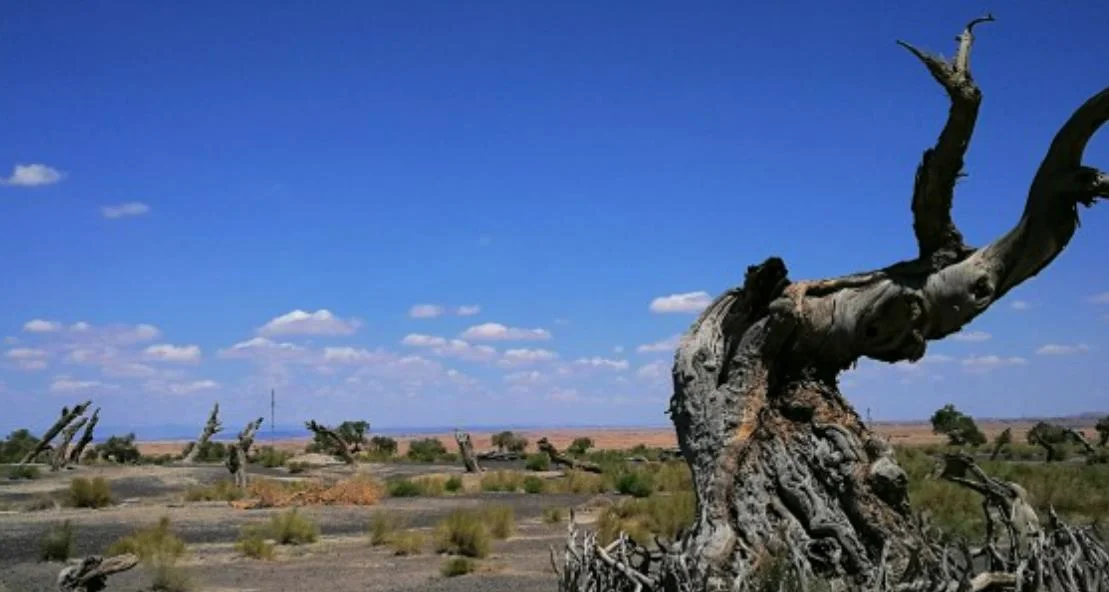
[537,437,602,474]
[21,401,92,464]
[68,408,100,465]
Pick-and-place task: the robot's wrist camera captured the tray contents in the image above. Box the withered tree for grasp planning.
[555,16,1109,592]
[68,407,100,465]
[988,426,1012,461]
[1026,421,1095,462]
[537,437,602,474]
[182,402,222,463]
[305,419,355,464]
[227,417,264,488]
[50,416,89,471]
[20,400,93,464]
[56,553,138,592]
[454,429,482,473]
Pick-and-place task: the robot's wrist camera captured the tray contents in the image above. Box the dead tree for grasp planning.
[226,417,264,488]
[554,16,1109,592]
[182,402,222,463]
[989,427,1012,461]
[454,429,483,473]
[21,401,93,464]
[68,408,100,465]
[50,416,89,472]
[305,419,355,464]
[1095,415,1109,447]
[1027,421,1095,462]
[537,437,602,474]
[56,554,139,592]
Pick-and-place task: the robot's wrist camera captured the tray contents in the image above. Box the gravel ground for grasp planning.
[0,462,599,591]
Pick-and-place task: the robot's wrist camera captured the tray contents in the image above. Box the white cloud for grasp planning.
[70,322,91,332]
[613,346,624,354]
[574,357,629,371]
[23,319,61,333]
[1035,343,1090,356]
[456,305,481,316]
[258,309,360,336]
[49,378,110,393]
[637,335,680,354]
[961,355,1027,373]
[2,163,64,187]
[149,379,220,395]
[1089,292,1109,304]
[106,324,161,344]
[409,304,444,319]
[322,346,390,365]
[649,291,711,314]
[219,337,306,360]
[548,388,581,402]
[952,330,991,342]
[401,334,497,362]
[500,348,558,365]
[503,370,546,385]
[460,322,551,341]
[636,360,669,379]
[102,362,158,378]
[143,344,201,363]
[100,202,151,219]
[1010,300,1030,311]
[5,347,47,360]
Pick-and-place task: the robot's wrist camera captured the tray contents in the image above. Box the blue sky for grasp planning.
[2,2,1107,434]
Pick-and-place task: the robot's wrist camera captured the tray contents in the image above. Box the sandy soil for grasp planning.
[0,461,601,592]
[136,420,1103,457]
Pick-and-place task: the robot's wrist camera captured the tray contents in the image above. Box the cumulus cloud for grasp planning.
[2,163,64,187]
[49,378,111,393]
[649,291,711,314]
[637,335,680,354]
[219,337,306,360]
[5,347,48,371]
[1035,343,1090,356]
[322,346,391,364]
[23,319,61,333]
[961,355,1027,373]
[408,304,444,319]
[460,322,551,341]
[952,330,991,342]
[143,344,201,363]
[456,305,481,316]
[573,357,629,371]
[499,348,558,365]
[100,202,151,219]
[258,309,360,336]
[401,334,497,362]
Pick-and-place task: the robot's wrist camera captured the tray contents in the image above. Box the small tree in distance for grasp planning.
[491,431,528,453]
[567,437,594,456]
[930,404,987,447]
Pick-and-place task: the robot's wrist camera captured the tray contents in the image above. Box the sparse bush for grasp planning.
[549,469,606,494]
[387,479,422,497]
[525,453,551,471]
[444,475,464,493]
[597,492,696,546]
[406,438,448,462]
[389,530,424,555]
[480,470,523,492]
[107,517,187,563]
[1,428,40,463]
[567,437,594,456]
[616,471,654,498]
[68,476,112,508]
[150,563,193,592]
[286,461,309,474]
[236,525,274,560]
[435,510,491,558]
[39,521,74,561]
[491,431,528,453]
[482,505,515,539]
[369,436,398,457]
[268,508,319,545]
[543,507,565,524]
[369,512,407,546]
[184,479,244,502]
[308,420,370,455]
[523,475,545,494]
[930,404,987,446]
[441,556,476,577]
[94,433,142,464]
[8,464,40,480]
[253,446,293,468]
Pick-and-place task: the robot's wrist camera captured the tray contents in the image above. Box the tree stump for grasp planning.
[454,430,483,473]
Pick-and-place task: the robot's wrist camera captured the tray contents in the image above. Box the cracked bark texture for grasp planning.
[68,408,100,465]
[21,401,93,464]
[182,402,222,463]
[56,554,138,592]
[454,430,483,473]
[556,15,1108,592]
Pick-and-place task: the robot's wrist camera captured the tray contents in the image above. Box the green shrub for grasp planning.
[525,453,551,471]
[597,492,696,546]
[95,433,141,463]
[482,505,515,539]
[543,507,565,524]
[441,556,476,577]
[8,464,40,480]
[523,475,546,494]
[39,521,74,562]
[68,477,113,508]
[369,436,398,457]
[480,470,523,492]
[406,438,448,462]
[183,479,244,502]
[0,428,40,463]
[567,437,594,456]
[491,431,528,453]
[253,446,294,468]
[268,508,319,545]
[150,563,193,592]
[434,510,491,558]
[389,530,424,555]
[387,479,422,497]
[444,475,464,493]
[107,517,188,589]
[369,512,407,546]
[550,469,606,494]
[616,471,654,498]
[236,525,274,560]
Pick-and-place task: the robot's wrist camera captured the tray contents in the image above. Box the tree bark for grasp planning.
[21,401,92,464]
[68,408,100,465]
[538,437,602,474]
[454,430,483,473]
[227,417,264,488]
[56,554,138,592]
[50,416,89,471]
[182,402,222,463]
[305,420,355,465]
[555,15,1109,592]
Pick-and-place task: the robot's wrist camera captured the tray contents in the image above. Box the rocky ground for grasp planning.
[0,461,604,592]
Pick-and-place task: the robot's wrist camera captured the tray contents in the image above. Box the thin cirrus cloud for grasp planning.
[649,291,711,314]
[961,355,1027,373]
[257,309,360,336]
[1035,343,1090,356]
[459,322,550,341]
[952,330,991,342]
[100,202,151,219]
[401,334,498,362]
[1089,292,1109,304]
[637,335,680,354]
[1,163,64,187]
[1010,300,1030,311]
[408,304,481,318]
[22,319,62,333]
[143,344,202,363]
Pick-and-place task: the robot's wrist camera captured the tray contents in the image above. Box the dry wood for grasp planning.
[182,402,222,462]
[227,417,264,487]
[538,437,602,474]
[554,15,1108,592]
[454,429,482,473]
[21,401,92,464]
[56,553,139,592]
[68,408,100,465]
[50,416,88,471]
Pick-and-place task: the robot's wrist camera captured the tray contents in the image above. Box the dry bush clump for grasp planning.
[67,476,112,508]
[434,510,491,558]
[369,511,408,546]
[234,475,382,508]
[389,530,424,556]
[441,556,476,577]
[39,520,74,562]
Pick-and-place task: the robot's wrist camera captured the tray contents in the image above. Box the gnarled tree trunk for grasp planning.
[56,554,138,592]
[21,401,92,464]
[538,437,602,474]
[555,16,1108,592]
[305,419,355,465]
[182,402,222,463]
[68,408,100,465]
[227,417,264,488]
[454,430,482,473]
[1027,422,1095,462]
[50,416,89,471]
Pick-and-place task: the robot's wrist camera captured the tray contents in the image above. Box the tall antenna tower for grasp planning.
[270,388,276,441]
